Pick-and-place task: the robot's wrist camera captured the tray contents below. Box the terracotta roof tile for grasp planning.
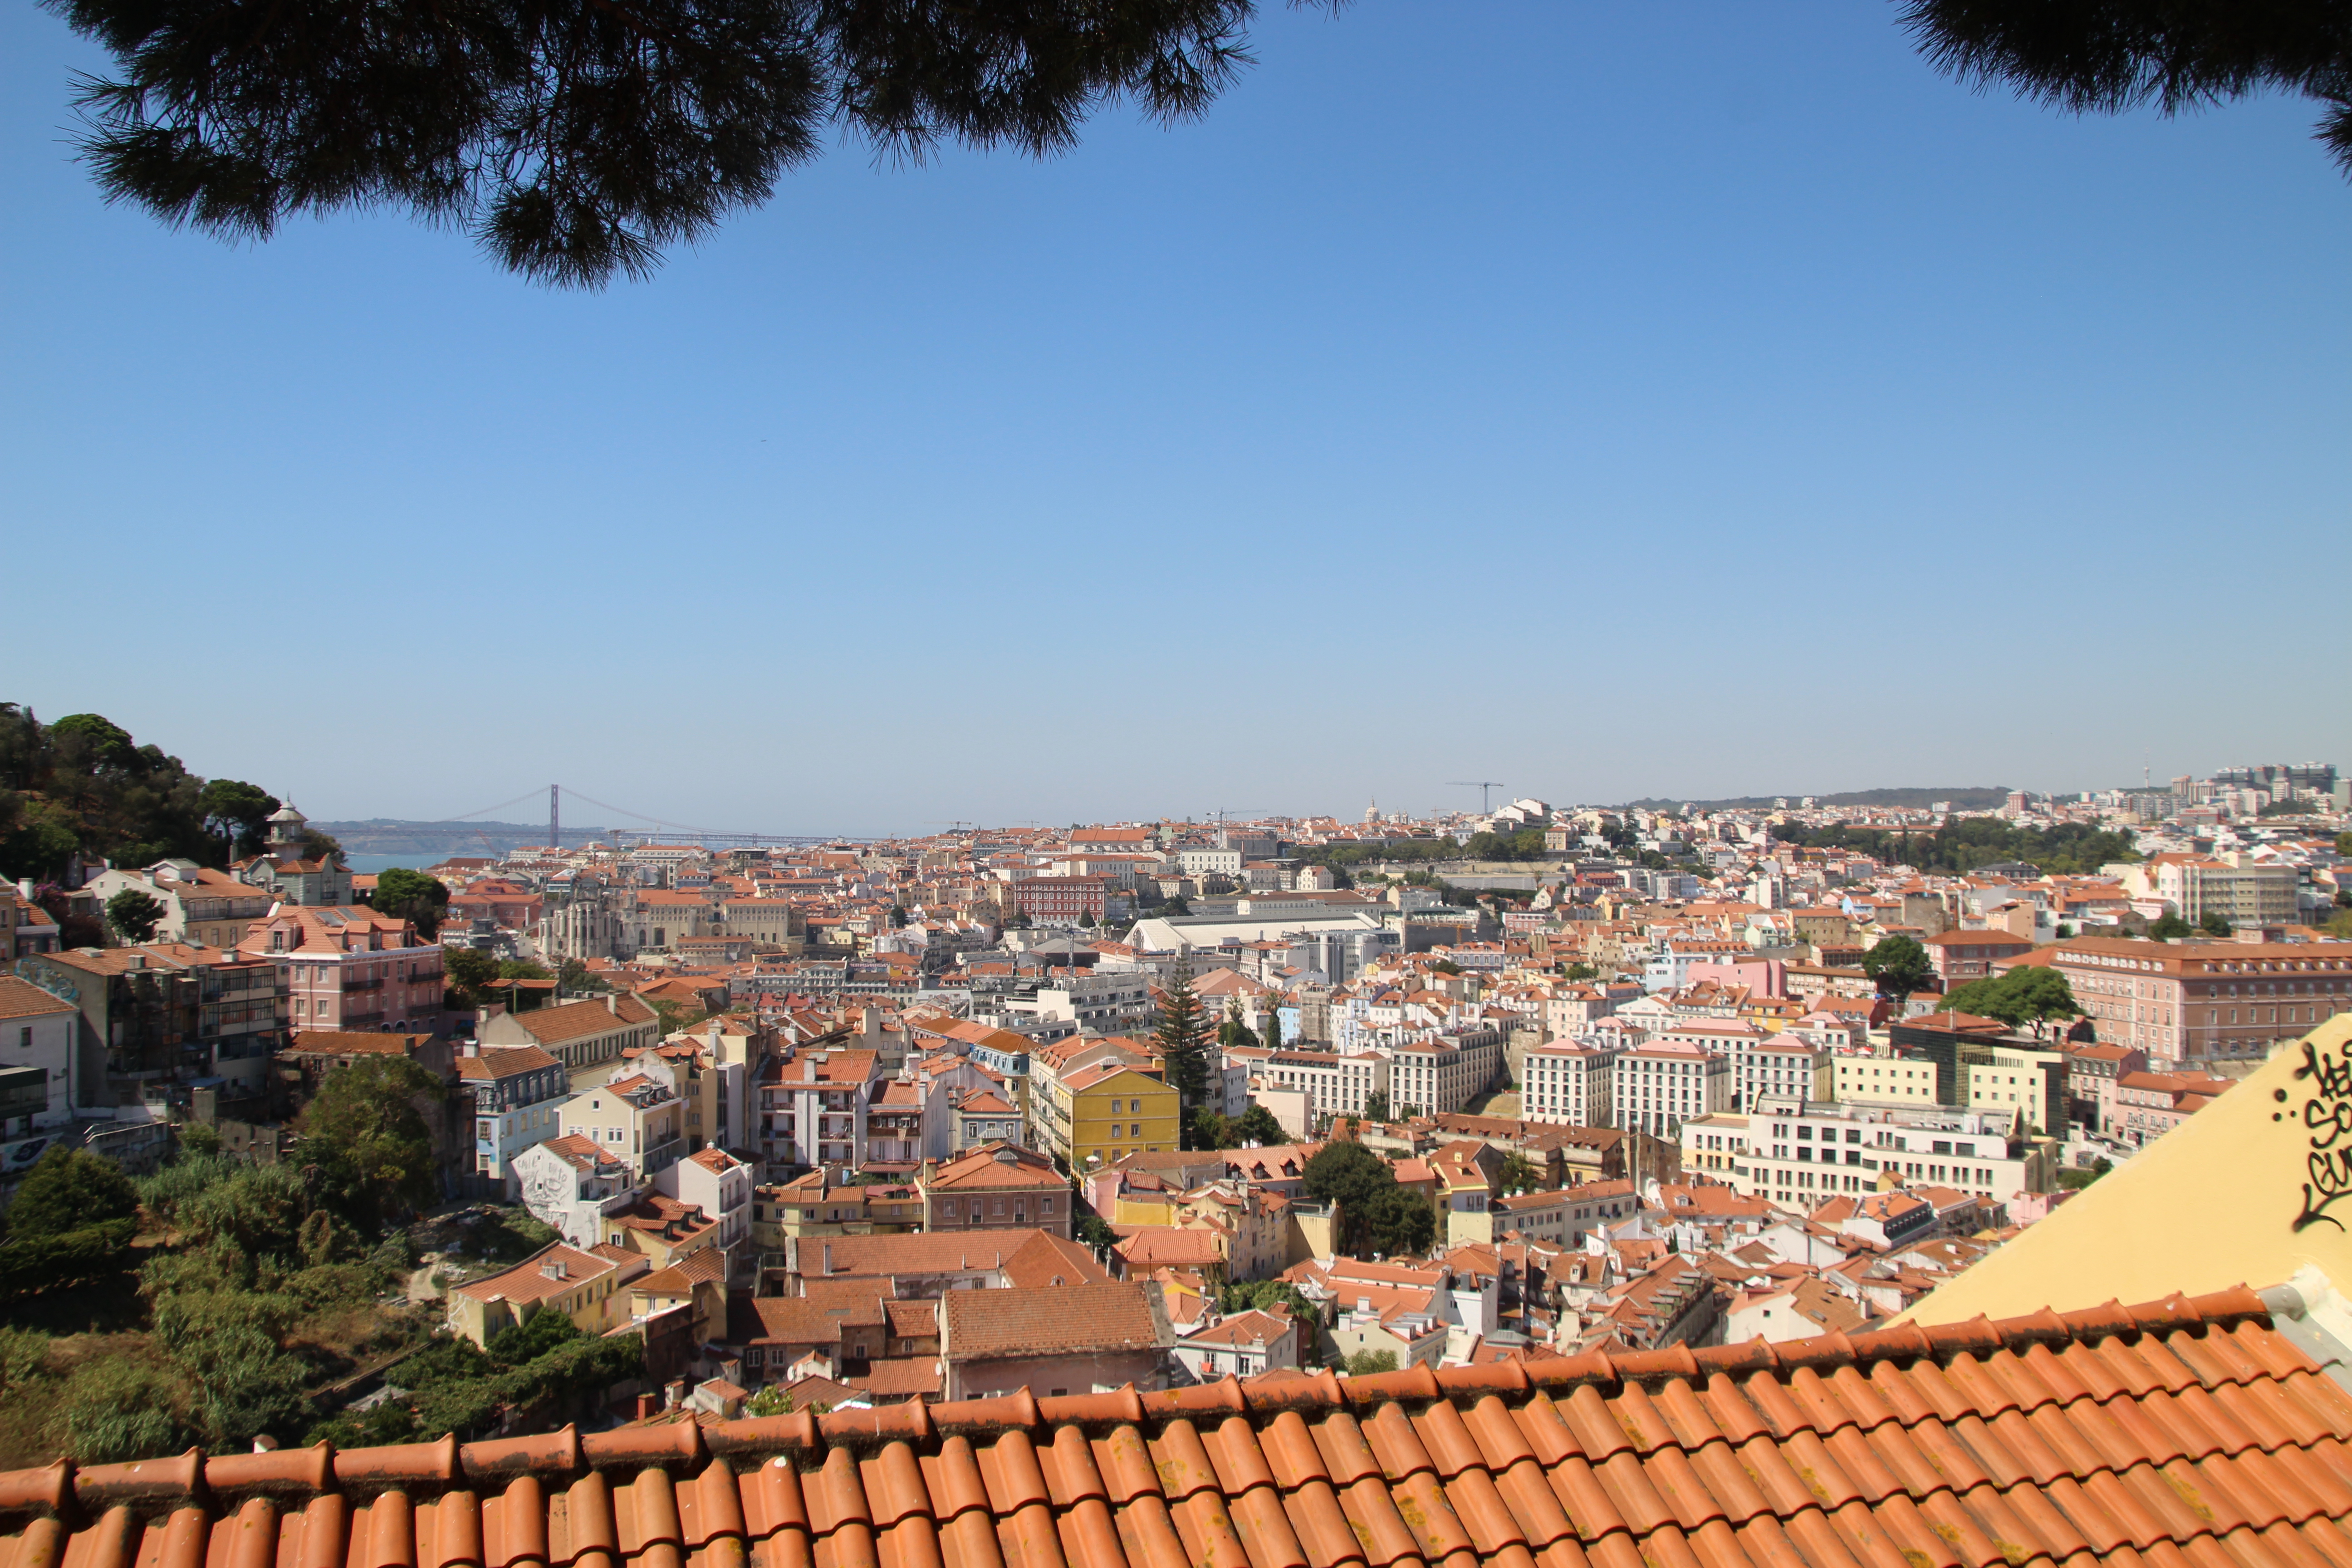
[4,1289,2345,1568]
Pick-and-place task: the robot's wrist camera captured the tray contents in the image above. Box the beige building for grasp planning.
[480,993,660,1071]
[2115,855,2299,931]
[445,1240,647,1347]
[1831,1055,1943,1107]
[558,1069,684,1177]
[85,862,274,950]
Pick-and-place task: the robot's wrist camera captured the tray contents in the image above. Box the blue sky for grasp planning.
[4,2,2346,836]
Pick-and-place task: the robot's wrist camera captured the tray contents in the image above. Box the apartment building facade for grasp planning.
[1611,1039,1728,1137]
[1520,1040,1618,1127]
[1680,1096,2053,1207]
[2036,938,2352,1071]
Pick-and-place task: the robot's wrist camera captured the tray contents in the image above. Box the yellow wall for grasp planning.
[1071,1070,1179,1166]
[1832,1058,1939,1106]
[1901,1014,2352,1326]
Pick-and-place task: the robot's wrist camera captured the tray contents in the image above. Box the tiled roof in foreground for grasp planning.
[3,1288,2349,1568]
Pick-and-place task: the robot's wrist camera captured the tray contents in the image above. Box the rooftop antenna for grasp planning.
[1448,781,1505,813]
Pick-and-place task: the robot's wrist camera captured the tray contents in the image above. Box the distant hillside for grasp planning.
[1618,786,2012,813]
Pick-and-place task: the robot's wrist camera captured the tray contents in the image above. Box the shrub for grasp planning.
[0,1218,136,1300]
[59,1354,192,1463]
[6,1148,138,1239]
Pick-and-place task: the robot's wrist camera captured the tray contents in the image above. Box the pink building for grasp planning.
[240,906,447,1036]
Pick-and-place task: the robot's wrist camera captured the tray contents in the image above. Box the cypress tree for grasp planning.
[1153,961,1211,1145]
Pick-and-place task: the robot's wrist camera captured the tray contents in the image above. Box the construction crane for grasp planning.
[923,820,975,833]
[1448,781,1506,813]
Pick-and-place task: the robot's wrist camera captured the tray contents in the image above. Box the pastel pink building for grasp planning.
[240,906,447,1036]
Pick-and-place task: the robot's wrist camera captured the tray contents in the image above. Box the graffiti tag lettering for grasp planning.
[2290,1039,2352,1233]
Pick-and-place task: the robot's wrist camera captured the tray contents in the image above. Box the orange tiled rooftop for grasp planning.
[4,1289,2349,1568]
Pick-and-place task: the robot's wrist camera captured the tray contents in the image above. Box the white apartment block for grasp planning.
[1730,1035,1832,1113]
[1611,1039,1728,1137]
[1382,1029,1502,1117]
[1679,1095,2054,1208]
[1521,1040,1619,1127]
[1241,1047,1389,1121]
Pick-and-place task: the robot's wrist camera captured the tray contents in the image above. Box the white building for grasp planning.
[1230,1046,1389,1122]
[1678,1095,2054,1208]
[1173,1308,1299,1381]
[513,1133,642,1248]
[0,976,78,1137]
[1382,1028,1502,1118]
[1611,1039,1728,1137]
[653,1145,754,1276]
[1521,1039,1619,1127]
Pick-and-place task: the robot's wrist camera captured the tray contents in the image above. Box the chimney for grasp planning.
[821,1241,832,1276]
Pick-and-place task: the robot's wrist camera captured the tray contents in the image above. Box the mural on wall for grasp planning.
[2288,1037,2352,1233]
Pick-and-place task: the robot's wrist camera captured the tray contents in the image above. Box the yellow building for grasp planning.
[1831,1056,1941,1107]
[444,1241,648,1347]
[558,1070,685,1178]
[1060,1062,1178,1168]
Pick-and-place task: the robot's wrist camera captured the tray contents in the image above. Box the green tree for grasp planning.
[105,887,165,943]
[1361,1089,1392,1124]
[1343,1349,1397,1377]
[1303,1141,1431,1256]
[370,867,450,938]
[1563,962,1598,981]
[1075,1215,1118,1248]
[1498,1151,1542,1194]
[42,0,1293,287]
[1862,935,1935,1000]
[1220,1278,1314,1318]
[1216,1000,1254,1050]
[1361,1183,1435,1256]
[47,714,138,772]
[1940,966,2082,1032]
[197,779,279,858]
[1153,962,1212,1143]
[443,945,500,1006]
[299,1055,442,1222]
[2199,909,2234,937]
[2148,913,2195,941]
[1190,1109,1237,1150]
[4,1147,138,1240]
[1259,1009,1283,1052]
[1234,1104,1288,1146]
[556,957,609,994]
